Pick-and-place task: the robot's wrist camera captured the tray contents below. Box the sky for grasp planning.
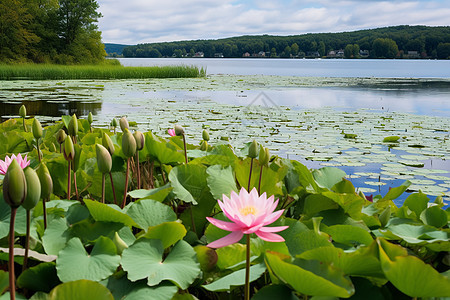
[97,0,450,45]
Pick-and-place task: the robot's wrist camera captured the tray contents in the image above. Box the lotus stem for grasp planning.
[36,139,41,163]
[109,172,117,205]
[22,117,27,133]
[182,134,188,164]
[101,173,105,204]
[161,165,167,184]
[136,151,141,189]
[9,207,17,300]
[73,171,79,202]
[67,161,71,200]
[150,160,154,189]
[23,210,31,272]
[190,205,197,234]
[244,234,251,300]
[121,158,130,209]
[43,198,47,229]
[258,165,263,194]
[248,158,254,191]
[59,144,62,153]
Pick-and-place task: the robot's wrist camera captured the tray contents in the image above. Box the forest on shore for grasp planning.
[0,0,105,64]
[121,26,450,59]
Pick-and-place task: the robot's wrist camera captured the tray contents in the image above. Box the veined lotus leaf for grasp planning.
[377,238,450,297]
[323,225,373,247]
[206,165,238,200]
[142,132,184,164]
[202,263,266,292]
[265,252,354,298]
[0,270,8,295]
[401,192,429,221]
[48,280,113,300]
[312,167,347,190]
[17,262,60,293]
[56,237,120,282]
[420,206,448,228]
[121,239,200,289]
[381,180,411,201]
[284,160,321,194]
[127,183,172,202]
[84,199,137,227]
[140,221,187,248]
[42,218,73,256]
[126,199,176,231]
[252,284,300,300]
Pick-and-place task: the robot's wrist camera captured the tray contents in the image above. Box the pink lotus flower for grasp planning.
[168,128,176,137]
[0,153,30,175]
[206,188,288,248]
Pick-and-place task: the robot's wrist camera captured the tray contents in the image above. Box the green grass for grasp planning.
[0,63,206,80]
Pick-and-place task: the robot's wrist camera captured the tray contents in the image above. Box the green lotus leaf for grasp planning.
[48,280,113,300]
[84,199,137,227]
[265,252,355,298]
[122,282,178,300]
[121,239,200,289]
[206,165,238,200]
[284,160,321,194]
[140,221,187,248]
[381,180,410,201]
[420,206,448,228]
[70,220,124,244]
[0,270,8,295]
[65,202,90,225]
[383,223,449,246]
[323,225,373,247]
[252,284,300,300]
[42,218,73,256]
[0,129,33,154]
[126,199,176,231]
[56,237,120,282]
[142,132,184,164]
[17,262,60,293]
[303,194,339,217]
[383,136,400,143]
[401,192,429,221]
[215,243,247,270]
[127,183,173,202]
[312,167,347,189]
[0,292,27,300]
[377,238,450,297]
[202,263,266,292]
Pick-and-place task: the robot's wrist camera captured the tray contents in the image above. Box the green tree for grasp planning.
[318,41,326,56]
[437,43,450,59]
[291,43,299,56]
[270,47,277,58]
[372,38,399,58]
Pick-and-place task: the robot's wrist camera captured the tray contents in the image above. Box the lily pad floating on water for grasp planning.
[383,136,401,143]
[399,160,425,168]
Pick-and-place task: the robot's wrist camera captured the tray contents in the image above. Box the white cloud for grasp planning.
[97,0,450,44]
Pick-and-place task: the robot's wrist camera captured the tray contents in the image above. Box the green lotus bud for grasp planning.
[56,129,67,145]
[22,167,41,210]
[112,232,128,255]
[3,159,27,208]
[434,195,443,206]
[202,130,210,141]
[174,125,184,136]
[122,129,136,158]
[63,135,75,161]
[200,140,208,151]
[68,114,78,137]
[32,118,43,140]
[102,132,115,155]
[379,205,391,228]
[133,131,145,151]
[258,145,266,165]
[36,163,53,200]
[19,105,26,118]
[96,144,112,174]
[264,147,270,164]
[248,140,258,159]
[111,118,118,128]
[88,112,93,124]
[194,245,217,272]
[119,117,129,132]
[72,144,82,172]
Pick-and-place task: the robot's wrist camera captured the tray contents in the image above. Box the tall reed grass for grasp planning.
[0,63,206,80]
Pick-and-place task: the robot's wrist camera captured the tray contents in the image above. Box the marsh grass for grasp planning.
[0,63,206,80]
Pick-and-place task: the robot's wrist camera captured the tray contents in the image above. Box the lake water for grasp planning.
[1,58,450,206]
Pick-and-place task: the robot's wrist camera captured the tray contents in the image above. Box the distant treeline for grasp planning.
[0,0,104,64]
[122,26,450,59]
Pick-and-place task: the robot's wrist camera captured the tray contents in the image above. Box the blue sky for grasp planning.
[97,0,450,44]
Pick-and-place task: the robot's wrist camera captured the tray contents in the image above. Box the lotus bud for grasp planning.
[22,167,41,210]
[32,118,43,140]
[111,118,118,128]
[248,140,258,159]
[19,105,26,118]
[202,130,210,141]
[36,163,53,200]
[63,135,75,161]
[258,145,267,166]
[56,129,67,145]
[102,132,115,155]
[88,112,93,124]
[119,117,129,132]
[264,147,270,164]
[174,125,184,136]
[194,245,217,272]
[200,140,208,151]
[133,131,145,151]
[112,232,128,255]
[122,129,136,158]
[434,195,443,206]
[3,159,27,208]
[49,143,57,153]
[72,144,82,172]
[96,144,112,174]
[68,114,78,137]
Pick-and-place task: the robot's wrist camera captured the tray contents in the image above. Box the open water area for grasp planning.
[1,58,450,206]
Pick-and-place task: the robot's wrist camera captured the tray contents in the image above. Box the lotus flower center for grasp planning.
[239,206,257,216]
